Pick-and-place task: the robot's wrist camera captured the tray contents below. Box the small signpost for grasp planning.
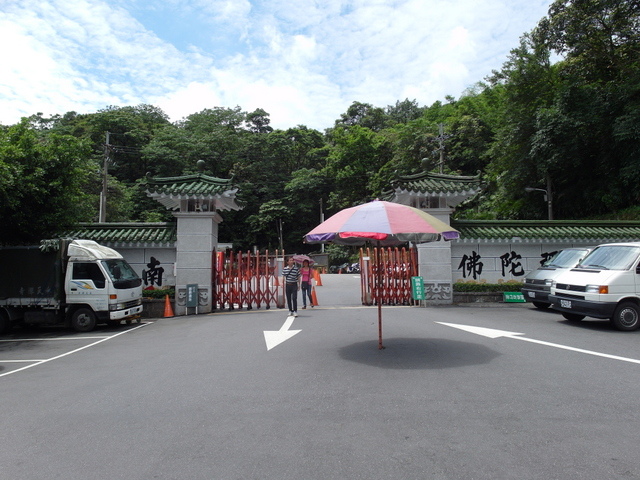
[503,292,526,303]
[186,283,199,314]
[411,276,425,301]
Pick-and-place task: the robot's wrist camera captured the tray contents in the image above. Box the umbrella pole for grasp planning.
[377,244,384,349]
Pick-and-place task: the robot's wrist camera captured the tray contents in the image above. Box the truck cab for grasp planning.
[548,242,640,331]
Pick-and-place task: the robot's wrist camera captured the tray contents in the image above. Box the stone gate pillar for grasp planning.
[388,172,486,305]
[173,211,222,315]
[144,161,242,315]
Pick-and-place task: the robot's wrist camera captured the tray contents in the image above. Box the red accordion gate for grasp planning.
[213,250,284,310]
[360,246,418,306]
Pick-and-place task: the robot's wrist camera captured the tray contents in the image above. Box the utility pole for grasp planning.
[319,198,325,253]
[436,123,451,174]
[99,131,110,223]
[545,173,554,221]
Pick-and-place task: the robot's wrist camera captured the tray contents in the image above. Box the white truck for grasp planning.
[522,247,592,309]
[0,239,143,334]
[548,242,640,331]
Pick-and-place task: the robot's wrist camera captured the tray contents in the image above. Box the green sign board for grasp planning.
[186,284,199,308]
[411,276,425,300]
[503,292,526,303]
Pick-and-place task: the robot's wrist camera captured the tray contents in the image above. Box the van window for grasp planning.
[580,246,640,271]
[546,249,590,268]
[72,262,106,288]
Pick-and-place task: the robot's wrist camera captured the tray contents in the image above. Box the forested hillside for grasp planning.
[1,0,638,249]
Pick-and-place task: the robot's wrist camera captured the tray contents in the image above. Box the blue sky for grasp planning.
[1,0,553,130]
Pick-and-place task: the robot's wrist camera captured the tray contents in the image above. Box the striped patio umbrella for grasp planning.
[304,200,459,348]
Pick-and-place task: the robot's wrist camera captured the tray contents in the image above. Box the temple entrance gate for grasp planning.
[360,247,419,306]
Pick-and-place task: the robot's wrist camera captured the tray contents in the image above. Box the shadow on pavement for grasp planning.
[339,337,500,370]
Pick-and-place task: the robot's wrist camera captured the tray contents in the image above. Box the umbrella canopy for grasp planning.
[304,200,460,349]
[291,254,315,265]
[304,200,459,246]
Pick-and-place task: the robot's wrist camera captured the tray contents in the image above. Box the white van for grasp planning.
[522,247,592,309]
[548,242,640,331]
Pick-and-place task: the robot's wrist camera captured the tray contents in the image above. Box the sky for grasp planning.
[1,0,553,131]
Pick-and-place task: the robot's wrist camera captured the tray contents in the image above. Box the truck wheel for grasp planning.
[70,308,96,332]
[611,302,640,331]
[562,312,585,322]
[532,302,550,309]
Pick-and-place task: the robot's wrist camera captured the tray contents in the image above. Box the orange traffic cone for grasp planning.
[311,286,319,306]
[163,294,174,317]
[314,269,323,286]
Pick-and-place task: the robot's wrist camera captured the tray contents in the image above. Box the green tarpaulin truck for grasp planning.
[0,239,143,334]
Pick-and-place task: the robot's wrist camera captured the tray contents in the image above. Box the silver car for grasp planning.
[522,247,593,309]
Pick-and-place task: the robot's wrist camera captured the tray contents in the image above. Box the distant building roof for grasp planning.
[452,220,640,243]
[387,172,486,208]
[65,223,177,247]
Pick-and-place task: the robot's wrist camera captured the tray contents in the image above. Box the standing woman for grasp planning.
[300,260,314,309]
[282,256,300,316]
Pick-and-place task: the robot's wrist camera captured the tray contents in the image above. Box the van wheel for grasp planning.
[611,302,640,331]
[533,302,550,309]
[70,308,96,332]
[562,313,585,322]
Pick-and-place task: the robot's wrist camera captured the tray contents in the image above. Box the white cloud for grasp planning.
[0,0,552,129]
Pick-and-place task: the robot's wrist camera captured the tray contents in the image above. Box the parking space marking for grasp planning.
[0,322,150,378]
[0,336,110,342]
[0,359,46,363]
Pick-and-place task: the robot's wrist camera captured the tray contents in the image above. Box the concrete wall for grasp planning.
[451,240,594,284]
[116,246,176,289]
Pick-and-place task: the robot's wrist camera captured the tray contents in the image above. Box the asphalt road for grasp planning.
[2,274,640,479]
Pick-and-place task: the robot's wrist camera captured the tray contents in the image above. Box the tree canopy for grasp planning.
[1,0,638,248]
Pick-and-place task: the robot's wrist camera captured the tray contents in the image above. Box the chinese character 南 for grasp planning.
[142,257,165,287]
[500,251,525,277]
[458,251,483,279]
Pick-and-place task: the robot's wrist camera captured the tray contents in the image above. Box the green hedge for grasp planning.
[142,288,175,299]
[453,283,523,293]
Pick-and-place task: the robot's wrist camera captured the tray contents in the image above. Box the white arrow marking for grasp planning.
[264,315,301,351]
[437,322,640,365]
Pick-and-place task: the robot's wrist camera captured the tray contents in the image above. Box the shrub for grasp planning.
[453,282,523,293]
[142,288,175,299]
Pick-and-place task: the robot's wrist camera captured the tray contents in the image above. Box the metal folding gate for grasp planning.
[360,246,418,306]
[213,250,284,310]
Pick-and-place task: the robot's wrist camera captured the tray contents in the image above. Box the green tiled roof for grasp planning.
[452,220,640,242]
[144,172,241,211]
[65,223,177,246]
[390,172,486,195]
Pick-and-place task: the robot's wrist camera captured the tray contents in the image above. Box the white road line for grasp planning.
[0,323,149,378]
[0,336,110,342]
[0,360,46,363]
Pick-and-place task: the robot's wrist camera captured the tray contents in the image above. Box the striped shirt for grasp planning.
[282,264,300,284]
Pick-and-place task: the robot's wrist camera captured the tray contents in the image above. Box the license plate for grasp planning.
[527,291,535,298]
[560,299,572,309]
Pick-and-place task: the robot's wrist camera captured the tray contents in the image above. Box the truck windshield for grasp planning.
[101,259,142,289]
[579,246,640,271]
[546,249,589,268]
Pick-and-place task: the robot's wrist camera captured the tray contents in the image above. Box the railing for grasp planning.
[360,247,418,306]
[213,250,285,310]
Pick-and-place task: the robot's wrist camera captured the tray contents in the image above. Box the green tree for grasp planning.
[0,120,95,244]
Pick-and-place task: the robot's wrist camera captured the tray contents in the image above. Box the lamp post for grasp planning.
[525,187,553,220]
